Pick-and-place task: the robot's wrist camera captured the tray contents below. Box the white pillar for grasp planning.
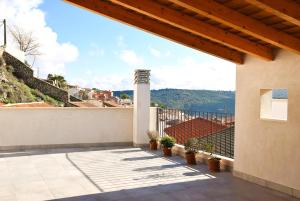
[133,69,150,147]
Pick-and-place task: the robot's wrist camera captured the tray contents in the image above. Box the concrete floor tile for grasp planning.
[0,147,297,201]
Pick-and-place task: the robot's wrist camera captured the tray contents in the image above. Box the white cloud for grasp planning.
[149,47,172,58]
[165,51,171,57]
[0,0,79,77]
[149,47,161,58]
[117,35,126,48]
[119,49,143,66]
[70,56,235,91]
[88,43,104,57]
[151,57,236,90]
[69,74,132,91]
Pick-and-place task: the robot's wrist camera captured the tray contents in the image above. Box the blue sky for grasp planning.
[0,0,236,90]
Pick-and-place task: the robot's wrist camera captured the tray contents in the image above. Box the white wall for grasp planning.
[272,99,288,120]
[149,107,158,132]
[235,49,300,192]
[0,108,133,148]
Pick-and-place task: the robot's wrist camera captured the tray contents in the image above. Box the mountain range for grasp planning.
[114,89,235,114]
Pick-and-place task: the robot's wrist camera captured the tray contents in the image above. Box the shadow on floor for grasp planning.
[133,163,183,172]
[0,146,133,158]
[110,149,144,154]
[56,147,298,201]
[122,155,160,161]
[48,176,298,201]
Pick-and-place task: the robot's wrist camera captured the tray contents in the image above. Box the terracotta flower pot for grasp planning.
[207,158,221,172]
[149,141,158,150]
[185,152,196,165]
[162,147,172,156]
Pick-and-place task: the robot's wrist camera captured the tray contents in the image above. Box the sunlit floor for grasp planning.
[0,147,298,201]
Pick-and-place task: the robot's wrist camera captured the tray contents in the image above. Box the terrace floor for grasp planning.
[0,147,298,201]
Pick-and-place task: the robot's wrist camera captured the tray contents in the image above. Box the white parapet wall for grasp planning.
[149,107,158,132]
[235,49,300,197]
[0,108,133,149]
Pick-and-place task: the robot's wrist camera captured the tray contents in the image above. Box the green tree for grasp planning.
[151,102,166,108]
[120,93,130,99]
[47,74,68,89]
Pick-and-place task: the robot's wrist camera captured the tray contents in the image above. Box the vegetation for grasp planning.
[120,93,130,99]
[10,25,41,57]
[47,74,68,89]
[160,135,176,148]
[92,88,101,92]
[147,131,159,142]
[114,89,235,113]
[201,142,220,159]
[0,60,62,106]
[30,89,63,107]
[150,102,166,108]
[184,138,199,153]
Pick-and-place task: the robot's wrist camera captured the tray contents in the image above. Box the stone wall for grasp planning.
[70,95,82,102]
[2,51,33,79]
[2,51,69,103]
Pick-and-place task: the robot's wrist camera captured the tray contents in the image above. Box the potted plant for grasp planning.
[147,131,159,150]
[203,142,221,172]
[160,135,176,156]
[184,138,198,165]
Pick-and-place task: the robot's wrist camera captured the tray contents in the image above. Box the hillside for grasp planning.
[114,89,235,113]
[0,57,62,106]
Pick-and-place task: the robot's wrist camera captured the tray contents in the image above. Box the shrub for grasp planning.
[184,138,199,153]
[147,131,159,142]
[160,135,176,148]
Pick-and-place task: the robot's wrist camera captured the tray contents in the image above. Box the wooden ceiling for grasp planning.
[64,0,300,64]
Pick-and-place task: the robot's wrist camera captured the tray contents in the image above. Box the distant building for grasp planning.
[92,90,113,101]
[119,98,133,106]
[68,85,82,99]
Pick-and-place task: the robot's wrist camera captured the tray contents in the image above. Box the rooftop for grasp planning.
[0,146,296,201]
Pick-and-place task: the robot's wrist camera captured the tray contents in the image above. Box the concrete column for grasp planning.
[133,69,150,147]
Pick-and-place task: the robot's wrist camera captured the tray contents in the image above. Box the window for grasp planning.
[260,89,288,121]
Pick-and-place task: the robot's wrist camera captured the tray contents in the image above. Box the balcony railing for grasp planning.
[157,108,235,158]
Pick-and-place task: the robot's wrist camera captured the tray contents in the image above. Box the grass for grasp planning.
[0,64,63,106]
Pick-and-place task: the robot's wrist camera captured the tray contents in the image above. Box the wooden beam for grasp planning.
[169,0,300,56]
[245,0,300,27]
[110,0,273,61]
[64,0,244,64]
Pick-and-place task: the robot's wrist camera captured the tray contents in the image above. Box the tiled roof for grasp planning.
[164,117,228,144]
[70,102,98,107]
[103,101,120,107]
[164,117,235,158]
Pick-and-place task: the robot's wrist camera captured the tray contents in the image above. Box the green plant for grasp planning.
[160,135,176,148]
[147,131,159,142]
[120,93,130,99]
[184,138,199,153]
[202,142,220,160]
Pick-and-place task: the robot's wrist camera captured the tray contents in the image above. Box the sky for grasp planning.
[0,0,236,91]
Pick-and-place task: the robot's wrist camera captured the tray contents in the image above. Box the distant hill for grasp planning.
[114,89,235,114]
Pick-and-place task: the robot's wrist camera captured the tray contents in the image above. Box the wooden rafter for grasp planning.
[169,0,300,56]
[245,0,300,27]
[64,0,244,64]
[110,0,273,61]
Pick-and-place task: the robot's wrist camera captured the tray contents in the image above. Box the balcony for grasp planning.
[0,106,298,201]
[0,146,295,201]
